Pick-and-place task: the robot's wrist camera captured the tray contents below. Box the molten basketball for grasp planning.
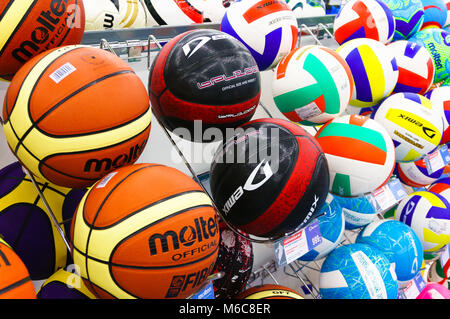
[0,0,85,80]
[0,237,36,299]
[149,29,261,142]
[210,118,330,239]
[237,284,304,299]
[70,163,220,299]
[2,45,151,188]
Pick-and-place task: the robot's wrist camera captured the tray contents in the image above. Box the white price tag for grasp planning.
[400,273,427,299]
[440,245,449,266]
[425,148,445,175]
[274,220,321,267]
[369,178,407,213]
[372,185,396,211]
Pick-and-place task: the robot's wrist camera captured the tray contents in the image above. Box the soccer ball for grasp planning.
[83,0,121,30]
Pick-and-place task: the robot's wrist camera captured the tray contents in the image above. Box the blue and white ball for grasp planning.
[299,194,345,261]
[319,243,399,299]
[221,0,299,71]
[395,190,450,252]
[356,219,424,287]
[334,194,378,230]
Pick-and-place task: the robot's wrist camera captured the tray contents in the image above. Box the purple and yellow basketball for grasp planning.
[0,161,86,280]
[37,268,96,299]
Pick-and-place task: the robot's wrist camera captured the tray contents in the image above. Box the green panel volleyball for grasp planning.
[272,45,354,125]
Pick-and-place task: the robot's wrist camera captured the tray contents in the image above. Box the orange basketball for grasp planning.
[237,284,304,299]
[0,0,85,80]
[2,45,151,188]
[70,163,220,299]
[0,237,36,299]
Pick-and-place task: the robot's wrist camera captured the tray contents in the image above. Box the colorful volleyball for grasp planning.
[315,114,396,197]
[319,243,398,299]
[336,38,399,107]
[333,0,396,45]
[356,219,424,286]
[299,194,345,261]
[2,45,152,188]
[0,237,36,299]
[36,268,96,299]
[380,0,425,40]
[372,92,443,162]
[272,45,354,125]
[427,258,450,288]
[70,164,219,299]
[237,284,304,299]
[410,28,450,83]
[425,86,450,144]
[421,0,448,29]
[333,194,378,229]
[395,190,450,252]
[429,176,450,200]
[388,40,435,94]
[143,0,203,25]
[149,29,261,142]
[0,161,86,280]
[446,0,450,24]
[0,0,85,80]
[210,118,330,239]
[220,0,299,71]
[395,156,444,187]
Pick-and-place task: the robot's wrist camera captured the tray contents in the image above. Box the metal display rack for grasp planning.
[4,14,441,300]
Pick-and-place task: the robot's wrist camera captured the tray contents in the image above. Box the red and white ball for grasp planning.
[388,40,435,95]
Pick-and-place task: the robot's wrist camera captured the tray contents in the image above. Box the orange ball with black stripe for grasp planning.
[2,45,152,188]
[236,284,304,299]
[0,0,85,80]
[70,163,220,299]
[0,237,36,299]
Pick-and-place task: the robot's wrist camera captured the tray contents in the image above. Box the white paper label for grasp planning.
[295,102,322,121]
[96,172,118,188]
[50,62,76,83]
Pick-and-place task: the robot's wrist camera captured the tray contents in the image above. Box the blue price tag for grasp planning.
[387,179,407,202]
[191,283,215,300]
[440,145,450,164]
[305,220,322,251]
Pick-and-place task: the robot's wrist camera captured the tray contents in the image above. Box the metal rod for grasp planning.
[288,262,317,299]
[22,167,72,254]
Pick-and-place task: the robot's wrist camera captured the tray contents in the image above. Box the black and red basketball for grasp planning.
[212,221,254,299]
[148,29,261,142]
[209,118,330,239]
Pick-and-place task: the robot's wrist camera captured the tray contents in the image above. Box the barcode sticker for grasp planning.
[295,102,322,121]
[96,172,118,189]
[50,63,76,83]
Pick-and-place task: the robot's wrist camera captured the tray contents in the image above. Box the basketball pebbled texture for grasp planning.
[149,29,261,141]
[210,118,330,238]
